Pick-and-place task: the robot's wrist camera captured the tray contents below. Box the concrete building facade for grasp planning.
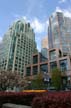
[25,48,71,84]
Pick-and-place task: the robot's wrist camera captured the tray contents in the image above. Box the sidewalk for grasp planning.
[2,103,31,108]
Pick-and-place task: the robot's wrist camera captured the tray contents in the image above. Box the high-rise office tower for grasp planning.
[0,19,37,75]
[48,12,71,55]
[41,36,48,49]
[41,36,48,59]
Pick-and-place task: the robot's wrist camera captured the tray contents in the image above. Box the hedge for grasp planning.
[0,91,46,107]
[0,91,71,108]
[32,91,71,108]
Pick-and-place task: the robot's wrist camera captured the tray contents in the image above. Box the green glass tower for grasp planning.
[0,19,37,75]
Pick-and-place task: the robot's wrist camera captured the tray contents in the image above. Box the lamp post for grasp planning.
[27,81,32,90]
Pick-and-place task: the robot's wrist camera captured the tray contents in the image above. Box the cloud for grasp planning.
[59,0,67,3]
[11,13,21,19]
[46,20,49,26]
[0,37,2,43]
[25,0,38,16]
[55,7,71,18]
[55,7,63,12]
[31,18,46,34]
[12,13,49,34]
[12,13,28,21]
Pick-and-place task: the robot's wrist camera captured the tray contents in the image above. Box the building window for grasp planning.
[40,64,48,73]
[50,62,57,70]
[33,66,38,75]
[59,59,68,72]
[15,67,17,71]
[26,67,31,76]
[33,55,38,64]
[40,53,47,62]
[49,50,56,60]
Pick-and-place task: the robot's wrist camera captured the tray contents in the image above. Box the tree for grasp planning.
[0,70,25,91]
[31,73,44,90]
[51,68,62,90]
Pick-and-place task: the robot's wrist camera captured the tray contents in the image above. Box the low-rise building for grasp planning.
[24,48,71,85]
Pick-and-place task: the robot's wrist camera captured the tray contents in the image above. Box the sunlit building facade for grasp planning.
[48,12,71,55]
[41,36,48,49]
[0,20,37,75]
[41,36,48,59]
[25,48,71,85]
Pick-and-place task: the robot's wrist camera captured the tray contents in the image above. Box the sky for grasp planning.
[0,0,71,51]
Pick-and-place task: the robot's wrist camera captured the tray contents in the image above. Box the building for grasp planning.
[41,36,48,49]
[41,36,48,59]
[48,12,71,56]
[25,48,71,84]
[24,12,71,85]
[0,19,37,75]
[24,52,48,77]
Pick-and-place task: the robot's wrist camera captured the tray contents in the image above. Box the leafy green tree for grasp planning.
[51,68,62,90]
[31,73,44,90]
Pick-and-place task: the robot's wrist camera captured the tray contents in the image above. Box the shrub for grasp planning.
[32,91,71,108]
[0,91,46,107]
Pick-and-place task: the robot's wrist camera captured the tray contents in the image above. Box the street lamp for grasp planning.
[27,81,32,90]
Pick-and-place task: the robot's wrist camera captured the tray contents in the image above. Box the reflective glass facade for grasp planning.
[40,53,47,62]
[33,66,38,75]
[49,50,56,60]
[48,12,71,55]
[40,64,48,73]
[50,62,57,70]
[59,59,68,72]
[26,67,31,76]
[41,48,48,59]
[33,55,38,64]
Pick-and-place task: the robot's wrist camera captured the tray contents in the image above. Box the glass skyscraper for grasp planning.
[0,19,37,75]
[48,12,71,55]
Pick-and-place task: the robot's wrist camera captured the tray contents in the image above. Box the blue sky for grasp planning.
[0,0,71,51]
